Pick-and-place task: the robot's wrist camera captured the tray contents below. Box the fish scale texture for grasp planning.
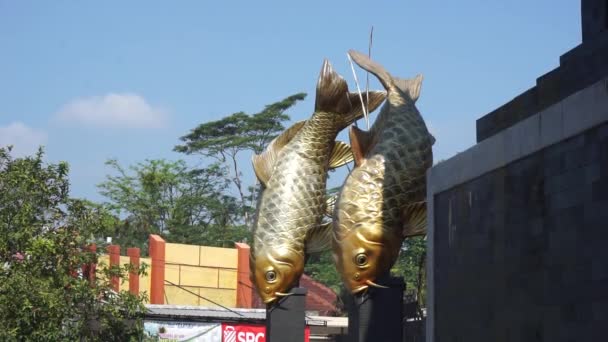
[335,93,433,265]
[253,112,337,257]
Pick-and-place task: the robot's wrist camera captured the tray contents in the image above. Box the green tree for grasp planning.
[304,250,342,293]
[98,159,250,249]
[392,236,427,309]
[0,146,147,341]
[174,93,307,225]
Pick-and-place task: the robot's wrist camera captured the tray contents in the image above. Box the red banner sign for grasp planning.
[221,323,309,342]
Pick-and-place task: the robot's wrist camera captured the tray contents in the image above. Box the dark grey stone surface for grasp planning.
[581,0,608,42]
[403,319,426,342]
[266,287,307,342]
[433,122,608,342]
[346,275,405,342]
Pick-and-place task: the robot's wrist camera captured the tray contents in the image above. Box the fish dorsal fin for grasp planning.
[324,193,338,217]
[349,126,374,167]
[394,74,423,102]
[315,59,386,128]
[328,141,354,169]
[401,201,427,237]
[305,221,333,254]
[252,121,306,185]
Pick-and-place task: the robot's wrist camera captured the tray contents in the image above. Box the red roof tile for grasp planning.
[251,274,338,316]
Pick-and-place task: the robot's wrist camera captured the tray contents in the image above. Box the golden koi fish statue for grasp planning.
[250,59,386,304]
[333,50,435,294]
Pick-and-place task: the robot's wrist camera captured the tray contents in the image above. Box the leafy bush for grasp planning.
[0,147,147,341]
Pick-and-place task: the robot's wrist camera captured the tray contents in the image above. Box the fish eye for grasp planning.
[355,253,368,266]
[265,270,277,282]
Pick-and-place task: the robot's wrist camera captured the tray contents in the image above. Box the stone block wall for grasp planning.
[427,5,608,337]
[432,122,608,341]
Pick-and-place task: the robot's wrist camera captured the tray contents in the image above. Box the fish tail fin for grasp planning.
[348,50,394,90]
[315,59,351,115]
[345,90,386,125]
[348,49,423,102]
[315,59,386,127]
[394,75,423,102]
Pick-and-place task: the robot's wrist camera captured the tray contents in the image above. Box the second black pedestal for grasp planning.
[347,275,405,342]
[266,287,307,342]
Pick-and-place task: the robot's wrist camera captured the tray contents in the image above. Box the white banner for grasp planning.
[145,321,222,342]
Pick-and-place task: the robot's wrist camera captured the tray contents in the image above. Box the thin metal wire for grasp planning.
[366,25,374,130]
[164,279,245,317]
[347,53,369,129]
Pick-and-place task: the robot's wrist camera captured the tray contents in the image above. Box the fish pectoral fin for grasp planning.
[402,201,428,237]
[349,126,374,167]
[394,75,423,102]
[328,141,354,169]
[305,221,333,254]
[252,154,273,186]
[324,193,338,217]
[252,121,306,185]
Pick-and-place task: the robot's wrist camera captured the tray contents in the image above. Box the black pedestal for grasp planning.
[347,275,405,342]
[266,287,307,342]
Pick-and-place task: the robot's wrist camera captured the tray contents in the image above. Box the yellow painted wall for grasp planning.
[140,257,151,301]
[97,255,152,303]
[98,242,237,308]
[164,243,237,308]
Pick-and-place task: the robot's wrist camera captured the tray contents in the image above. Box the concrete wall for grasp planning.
[426,76,608,341]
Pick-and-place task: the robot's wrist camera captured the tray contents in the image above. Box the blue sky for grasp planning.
[0,1,580,202]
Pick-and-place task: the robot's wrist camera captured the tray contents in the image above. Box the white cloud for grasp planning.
[55,93,167,128]
[0,122,48,156]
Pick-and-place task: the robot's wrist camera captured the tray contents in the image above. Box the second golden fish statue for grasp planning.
[250,59,386,304]
[333,50,435,294]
